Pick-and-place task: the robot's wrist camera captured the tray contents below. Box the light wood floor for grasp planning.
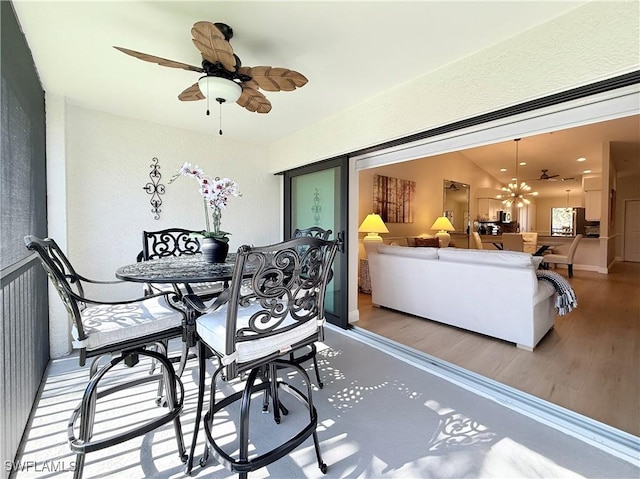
[355,261,640,436]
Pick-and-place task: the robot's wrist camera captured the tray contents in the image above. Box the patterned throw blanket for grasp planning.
[536,270,578,316]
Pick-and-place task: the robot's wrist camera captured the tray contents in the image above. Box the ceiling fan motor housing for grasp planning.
[214,22,233,41]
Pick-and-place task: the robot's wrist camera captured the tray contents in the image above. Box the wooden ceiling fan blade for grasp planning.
[191,21,236,71]
[178,83,205,101]
[237,87,272,113]
[239,66,308,92]
[113,46,203,72]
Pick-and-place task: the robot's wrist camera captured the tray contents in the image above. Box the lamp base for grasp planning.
[363,233,383,243]
[435,231,451,248]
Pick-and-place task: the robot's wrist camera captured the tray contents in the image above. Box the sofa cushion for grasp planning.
[374,244,439,259]
[438,248,535,268]
[414,237,440,248]
[383,236,409,247]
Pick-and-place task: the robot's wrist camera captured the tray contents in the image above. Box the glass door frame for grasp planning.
[283,155,349,329]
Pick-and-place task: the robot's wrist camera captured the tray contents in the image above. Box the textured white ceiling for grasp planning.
[12,0,585,144]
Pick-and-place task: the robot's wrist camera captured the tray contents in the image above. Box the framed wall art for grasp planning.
[373,174,415,223]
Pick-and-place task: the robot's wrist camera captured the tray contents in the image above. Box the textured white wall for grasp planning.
[65,105,279,290]
[46,105,279,356]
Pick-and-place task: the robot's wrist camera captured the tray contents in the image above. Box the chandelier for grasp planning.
[497,138,538,208]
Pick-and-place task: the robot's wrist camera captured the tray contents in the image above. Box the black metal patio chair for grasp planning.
[184,235,340,477]
[290,226,333,388]
[137,227,225,299]
[25,235,187,479]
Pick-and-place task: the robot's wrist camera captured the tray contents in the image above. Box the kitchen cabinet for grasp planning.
[582,175,601,221]
[583,176,601,191]
[478,198,502,221]
[585,190,601,220]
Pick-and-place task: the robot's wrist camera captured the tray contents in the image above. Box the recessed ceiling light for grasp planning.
[583,169,592,173]
[519,162,527,166]
[577,157,586,162]
[500,168,507,172]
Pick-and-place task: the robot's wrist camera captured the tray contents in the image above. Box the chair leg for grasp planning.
[185,340,207,475]
[160,354,187,464]
[269,363,283,424]
[275,359,327,474]
[310,344,324,389]
[70,349,186,479]
[288,344,324,389]
[239,368,261,470]
[568,264,573,278]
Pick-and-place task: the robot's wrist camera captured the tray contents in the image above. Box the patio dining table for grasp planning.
[479,235,553,256]
[115,254,239,347]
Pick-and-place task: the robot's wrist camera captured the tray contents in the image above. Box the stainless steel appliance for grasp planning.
[584,224,600,237]
[497,211,511,223]
[551,207,586,236]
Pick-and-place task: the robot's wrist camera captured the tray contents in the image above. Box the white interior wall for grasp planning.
[47,103,279,357]
[615,174,640,259]
[357,151,502,241]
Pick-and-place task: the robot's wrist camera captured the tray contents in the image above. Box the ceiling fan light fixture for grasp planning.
[198,76,242,103]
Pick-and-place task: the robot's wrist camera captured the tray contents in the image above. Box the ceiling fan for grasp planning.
[113,21,308,130]
[529,169,560,181]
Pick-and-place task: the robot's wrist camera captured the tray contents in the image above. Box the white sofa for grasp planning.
[366,244,557,350]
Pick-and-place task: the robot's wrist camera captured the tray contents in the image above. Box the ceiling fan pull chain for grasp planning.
[206,80,210,116]
[218,98,225,135]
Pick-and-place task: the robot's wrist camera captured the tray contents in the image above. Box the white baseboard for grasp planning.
[551,263,608,274]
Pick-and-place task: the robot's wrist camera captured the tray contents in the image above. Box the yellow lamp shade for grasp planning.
[430,216,455,232]
[358,213,389,242]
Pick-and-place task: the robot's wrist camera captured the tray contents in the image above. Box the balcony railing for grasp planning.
[0,255,49,479]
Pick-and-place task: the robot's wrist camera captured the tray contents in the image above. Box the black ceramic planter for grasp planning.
[201,238,229,263]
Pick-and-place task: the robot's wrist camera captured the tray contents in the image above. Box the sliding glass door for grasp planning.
[283,156,349,328]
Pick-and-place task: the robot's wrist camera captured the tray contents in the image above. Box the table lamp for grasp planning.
[358,213,389,243]
[431,216,455,247]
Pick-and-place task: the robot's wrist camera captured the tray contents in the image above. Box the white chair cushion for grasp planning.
[149,281,224,297]
[73,295,183,351]
[196,301,320,365]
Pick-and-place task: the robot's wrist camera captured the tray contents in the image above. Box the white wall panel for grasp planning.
[50,105,279,355]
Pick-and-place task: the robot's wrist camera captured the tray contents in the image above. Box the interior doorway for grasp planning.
[624,199,640,262]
